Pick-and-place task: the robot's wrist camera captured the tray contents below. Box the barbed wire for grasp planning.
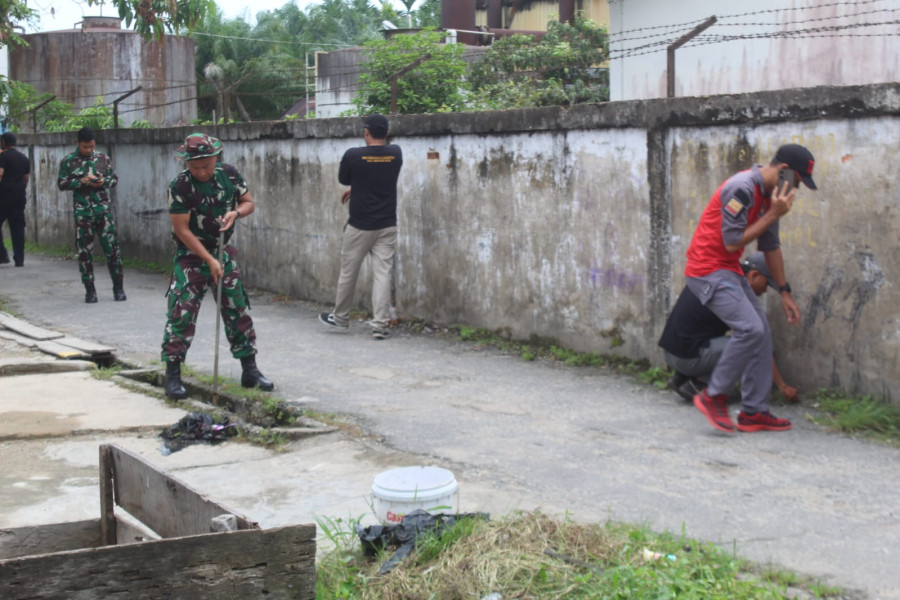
[607,0,890,39]
[19,2,897,125]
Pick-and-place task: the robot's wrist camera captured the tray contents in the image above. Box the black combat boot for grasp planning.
[84,282,98,303]
[113,277,127,301]
[240,355,275,391]
[164,361,188,400]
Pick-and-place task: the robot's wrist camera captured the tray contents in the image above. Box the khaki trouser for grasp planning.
[332,224,397,329]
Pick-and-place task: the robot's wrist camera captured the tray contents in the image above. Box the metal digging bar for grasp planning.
[213,221,225,403]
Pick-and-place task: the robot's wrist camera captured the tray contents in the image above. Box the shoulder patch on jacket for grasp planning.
[723,188,751,219]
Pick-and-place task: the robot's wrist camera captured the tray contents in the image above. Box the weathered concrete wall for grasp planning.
[609,0,900,102]
[20,82,900,400]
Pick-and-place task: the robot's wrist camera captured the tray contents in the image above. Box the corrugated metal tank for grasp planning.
[8,17,196,130]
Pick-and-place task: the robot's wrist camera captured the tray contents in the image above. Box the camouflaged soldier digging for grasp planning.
[160,133,274,400]
[57,127,125,303]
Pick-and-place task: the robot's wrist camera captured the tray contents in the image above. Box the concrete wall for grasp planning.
[608,0,900,101]
[20,82,900,401]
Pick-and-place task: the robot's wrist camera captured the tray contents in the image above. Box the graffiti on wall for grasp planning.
[801,250,887,391]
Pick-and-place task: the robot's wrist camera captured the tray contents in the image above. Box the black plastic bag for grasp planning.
[160,412,236,453]
[356,509,489,574]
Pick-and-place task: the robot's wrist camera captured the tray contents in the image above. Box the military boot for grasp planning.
[113,277,127,301]
[84,282,98,304]
[164,361,188,400]
[240,355,275,391]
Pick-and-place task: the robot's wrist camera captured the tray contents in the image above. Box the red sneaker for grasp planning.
[737,411,792,432]
[693,389,736,432]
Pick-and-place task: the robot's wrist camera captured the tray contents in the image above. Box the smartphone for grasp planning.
[777,168,797,193]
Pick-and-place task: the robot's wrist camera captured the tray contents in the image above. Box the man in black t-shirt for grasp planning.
[0,133,31,267]
[319,113,403,340]
[658,252,798,402]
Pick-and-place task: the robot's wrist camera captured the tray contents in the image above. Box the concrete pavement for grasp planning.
[0,253,897,599]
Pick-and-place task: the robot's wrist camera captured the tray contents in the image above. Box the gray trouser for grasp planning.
[664,336,729,383]
[332,224,397,329]
[686,270,773,413]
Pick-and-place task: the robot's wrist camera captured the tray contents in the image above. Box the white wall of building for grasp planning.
[608,0,900,101]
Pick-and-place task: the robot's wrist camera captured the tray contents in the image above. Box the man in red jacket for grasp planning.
[686,144,816,433]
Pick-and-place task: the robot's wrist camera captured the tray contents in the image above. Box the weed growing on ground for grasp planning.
[90,364,124,381]
[811,388,900,445]
[314,511,846,599]
[638,366,670,389]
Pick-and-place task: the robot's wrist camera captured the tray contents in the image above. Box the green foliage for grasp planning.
[90,365,124,381]
[314,511,840,599]
[353,28,468,115]
[468,15,610,110]
[0,0,37,49]
[44,97,114,132]
[638,366,670,389]
[1,81,76,132]
[811,388,900,444]
[88,0,215,39]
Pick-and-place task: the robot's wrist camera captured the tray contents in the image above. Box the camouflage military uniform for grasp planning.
[57,150,122,285]
[161,163,256,363]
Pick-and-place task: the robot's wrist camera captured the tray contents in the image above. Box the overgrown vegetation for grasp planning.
[1,82,156,133]
[467,15,610,111]
[315,510,846,599]
[353,28,468,115]
[453,324,646,373]
[811,388,900,446]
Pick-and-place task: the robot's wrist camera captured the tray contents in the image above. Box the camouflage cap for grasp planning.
[175,133,223,161]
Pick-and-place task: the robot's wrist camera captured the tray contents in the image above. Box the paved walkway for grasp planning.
[0,254,897,599]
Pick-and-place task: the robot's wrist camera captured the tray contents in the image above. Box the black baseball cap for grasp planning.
[740,251,778,290]
[364,113,389,137]
[774,144,817,190]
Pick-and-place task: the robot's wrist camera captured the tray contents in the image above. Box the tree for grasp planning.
[0,0,36,48]
[87,0,215,39]
[353,28,467,115]
[467,15,610,110]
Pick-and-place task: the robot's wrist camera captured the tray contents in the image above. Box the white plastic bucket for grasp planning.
[371,466,458,525]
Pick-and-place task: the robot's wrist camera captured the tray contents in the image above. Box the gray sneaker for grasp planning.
[371,327,391,340]
[319,312,348,329]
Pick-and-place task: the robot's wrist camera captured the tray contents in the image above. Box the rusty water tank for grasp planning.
[442,0,477,45]
[8,16,196,130]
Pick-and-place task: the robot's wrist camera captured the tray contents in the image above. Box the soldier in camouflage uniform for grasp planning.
[57,127,126,303]
[161,133,274,400]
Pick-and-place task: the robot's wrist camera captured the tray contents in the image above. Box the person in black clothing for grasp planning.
[319,113,403,340]
[0,132,31,267]
[658,251,798,402]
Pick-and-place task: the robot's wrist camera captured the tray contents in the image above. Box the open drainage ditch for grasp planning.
[105,356,335,440]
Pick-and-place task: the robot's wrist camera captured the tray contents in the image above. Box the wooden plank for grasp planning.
[0,312,64,341]
[0,330,39,348]
[35,340,90,360]
[99,445,117,546]
[115,512,161,545]
[55,335,116,355]
[0,520,101,560]
[105,444,257,538]
[0,525,317,600]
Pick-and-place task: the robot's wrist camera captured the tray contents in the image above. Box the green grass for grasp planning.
[810,388,900,445]
[452,324,649,374]
[19,241,170,273]
[90,364,124,381]
[313,511,848,599]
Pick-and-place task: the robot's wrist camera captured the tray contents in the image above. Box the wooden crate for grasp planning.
[0,444,316,599]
